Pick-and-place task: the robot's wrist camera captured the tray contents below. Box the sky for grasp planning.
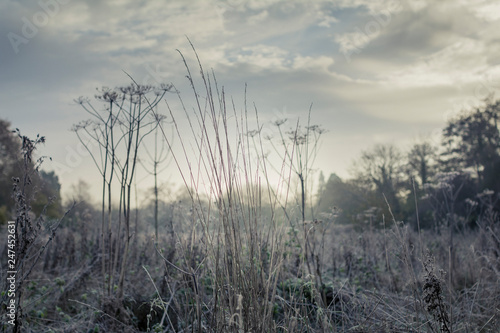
[1,0,500,204]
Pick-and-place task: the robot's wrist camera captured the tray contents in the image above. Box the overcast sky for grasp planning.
[1,0,500,203]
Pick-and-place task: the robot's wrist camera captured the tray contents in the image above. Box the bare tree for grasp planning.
[407,140,437,187]
[351,143,404,214]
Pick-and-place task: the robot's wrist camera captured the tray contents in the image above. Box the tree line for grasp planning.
[316,98,500,230]
[0,120,62,224]
[1,97,499,233]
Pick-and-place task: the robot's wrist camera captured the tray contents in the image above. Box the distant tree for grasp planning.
[441,99,500,191]
[400,140,438,227]
[32,170,63,219]
[351,143,405,216]
[317,173,369,225]
[0,119,20,160]
[0,120,62,222]
[315,171,326,212]
[70,179,93,203]
[64,179,99,232]
[407,140,437,188]
[0,119,21,223]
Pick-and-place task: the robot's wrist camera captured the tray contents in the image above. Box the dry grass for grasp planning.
[2,214,498,332]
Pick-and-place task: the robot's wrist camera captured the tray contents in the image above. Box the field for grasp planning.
[1,51,499,333]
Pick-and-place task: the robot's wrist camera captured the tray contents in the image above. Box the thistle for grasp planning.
[422,252,450,333]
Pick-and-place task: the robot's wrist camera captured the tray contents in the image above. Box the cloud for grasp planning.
[214,44,335,73]
[380,38,491,88]
[462,0,500,22]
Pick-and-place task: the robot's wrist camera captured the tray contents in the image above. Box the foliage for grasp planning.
[441,99,500,191]
[407,140,437,188]
[0,120,21,214]
[316,98,500,230]
[0,121,63,223]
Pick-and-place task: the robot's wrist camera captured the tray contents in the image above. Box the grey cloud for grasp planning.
[334,0,490,68]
